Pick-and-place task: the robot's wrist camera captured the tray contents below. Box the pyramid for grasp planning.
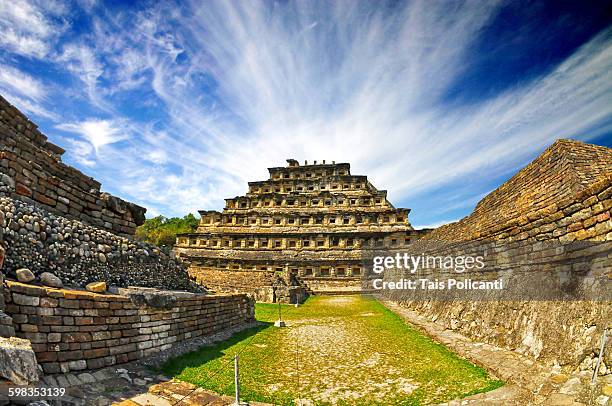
[175,159,422,294]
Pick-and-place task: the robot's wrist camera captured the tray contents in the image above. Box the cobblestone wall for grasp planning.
[3,281,254,374]
[0,189,200,291]
[0,96,145,238]
[385,139,612,369]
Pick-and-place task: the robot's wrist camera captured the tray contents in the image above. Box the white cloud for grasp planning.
[0,0,66,58]
[57,44,105,104]
[412,219,459,230]
[124,1,610,215]
[57,119,127,155]
[0,65,58,120]
[0,64,47,100]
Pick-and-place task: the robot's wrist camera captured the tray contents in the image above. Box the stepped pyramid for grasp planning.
[176,159,422,297]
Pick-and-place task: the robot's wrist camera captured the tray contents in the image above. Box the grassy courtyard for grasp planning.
[160,296,502,405]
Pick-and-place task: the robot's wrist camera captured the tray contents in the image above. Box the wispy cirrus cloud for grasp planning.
[0,64,47,100]
[0,64,58,120]
[0,0,68,58]
[0,1,610,224]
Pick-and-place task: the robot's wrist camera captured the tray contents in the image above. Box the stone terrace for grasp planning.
[3,281,254,375]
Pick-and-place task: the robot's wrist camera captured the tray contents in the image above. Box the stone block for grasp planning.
[86,357,106,369]
[84,348,109,359]
[12,293,39,306]
[0,336,39,385]
[41,362,61,374]
[37,351,58,362]
[40,272,62,288]
[60,299,80,309]
[67,360,87,371]
[58,350,84,362]
[40,297,59,307]
[85,282,107,295]
[75,317,94,325]
[41,315,62,325]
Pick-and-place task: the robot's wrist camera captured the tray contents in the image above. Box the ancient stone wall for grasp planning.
[189,267,278,292]
[300,277,362,295]
[0,96,145,238]
[3,281,254,374]
[0,185,199,291]
[384,140,612,370]
[430,139,612,242]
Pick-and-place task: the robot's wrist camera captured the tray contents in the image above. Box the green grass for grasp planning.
[160,296,503,405]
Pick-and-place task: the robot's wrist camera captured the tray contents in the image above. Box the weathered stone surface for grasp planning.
[0,336,39,384]
[86,281,107,293]
[176,159,425,301]
[0,95,145,236]
[3,280,254,374]
[0,192,201,292]
[40,272,63,288]
[386,139,612,370]
[16,268,35,283]
[124,290,178,309]
[12,293,39,306]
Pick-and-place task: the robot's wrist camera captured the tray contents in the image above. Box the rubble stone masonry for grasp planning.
[0,96,146,238]
[3,281,254,374]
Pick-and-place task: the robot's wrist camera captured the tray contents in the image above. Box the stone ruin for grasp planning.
[380,139,611,382]
[0,96,255,387]
[0,95,145,238]
[0,95,200,293]
[175,158,426,302]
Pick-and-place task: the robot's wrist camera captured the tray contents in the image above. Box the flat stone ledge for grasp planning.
[4,281,238,302]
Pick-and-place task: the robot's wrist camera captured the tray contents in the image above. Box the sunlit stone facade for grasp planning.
[176,159,422,295]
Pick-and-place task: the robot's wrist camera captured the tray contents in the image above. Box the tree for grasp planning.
[135,214,198,247]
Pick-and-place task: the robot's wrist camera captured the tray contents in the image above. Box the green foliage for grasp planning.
[135,213,198,247]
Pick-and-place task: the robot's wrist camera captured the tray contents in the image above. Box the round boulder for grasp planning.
[40,272,63,288]
[15,268,35,283]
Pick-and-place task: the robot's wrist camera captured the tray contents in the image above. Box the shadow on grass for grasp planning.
[159,321,273,378]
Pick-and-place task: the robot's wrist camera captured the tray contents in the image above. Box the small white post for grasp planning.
[234,354,240,405]
[274,300,286,327]
[592,328,608,384]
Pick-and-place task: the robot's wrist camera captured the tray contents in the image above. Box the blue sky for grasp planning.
[1,0,611,228]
